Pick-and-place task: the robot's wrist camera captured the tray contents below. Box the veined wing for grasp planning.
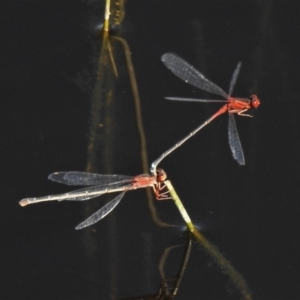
[165,97,227,103]
[161,53,228,98]
[228,62,242,97]
[228,113,245,165]
[75,192,125,230]
[48,171,133,186]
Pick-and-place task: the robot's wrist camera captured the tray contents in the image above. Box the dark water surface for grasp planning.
[1,1,300,299]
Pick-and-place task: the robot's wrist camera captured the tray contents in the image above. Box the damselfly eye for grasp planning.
[250,94,260,108]
[156,169,167,182]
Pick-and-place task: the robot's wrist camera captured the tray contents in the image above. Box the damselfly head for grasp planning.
[156,169,167,182]
[249,94,260,108]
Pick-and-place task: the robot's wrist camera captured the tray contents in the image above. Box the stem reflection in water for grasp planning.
[121,234,192,300]
[83,2,171,298]
[85,0,171,228]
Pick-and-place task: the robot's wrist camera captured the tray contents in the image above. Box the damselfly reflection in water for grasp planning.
[151,53,260,174]
[19,169,170,229]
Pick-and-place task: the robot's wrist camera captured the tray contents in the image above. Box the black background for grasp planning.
[1,1,300,299]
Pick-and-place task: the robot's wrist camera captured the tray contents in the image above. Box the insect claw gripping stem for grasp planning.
[153,168,172,200]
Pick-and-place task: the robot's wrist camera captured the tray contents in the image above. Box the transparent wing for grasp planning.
[165,97,227,103]
[228,113,245,165]
[48,171,133,186]
[161,53,228,98]
[75,192,125,230]
[228,62,242,97]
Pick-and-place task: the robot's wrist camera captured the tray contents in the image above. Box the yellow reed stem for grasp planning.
[103,0,111,32]
[164,180,195,232]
